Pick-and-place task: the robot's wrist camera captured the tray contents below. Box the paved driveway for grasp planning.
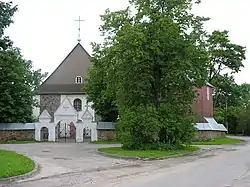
[1,136,248,187]
[0,143,137,180]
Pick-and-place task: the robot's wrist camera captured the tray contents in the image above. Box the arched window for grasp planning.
[73,98,82,112]
[75,76,83,84]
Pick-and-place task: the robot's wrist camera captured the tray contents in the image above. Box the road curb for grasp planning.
[97,147,206,161]
[0,155,40,185]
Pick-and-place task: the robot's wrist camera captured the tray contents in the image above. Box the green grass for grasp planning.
[92,140,121,144]
[192,137,244,145]
[99,146,200,158]
[0,149,35,178]
[0,140,38,144]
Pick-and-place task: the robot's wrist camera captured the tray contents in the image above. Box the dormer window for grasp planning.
[75,76,83,84]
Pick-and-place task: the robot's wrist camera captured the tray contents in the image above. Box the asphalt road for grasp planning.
[111,138,250,187]
[2,136,250,187]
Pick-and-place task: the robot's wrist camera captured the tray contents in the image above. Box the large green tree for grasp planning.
[205,30,246,108]
[86,0,210,150]
[0,2,47,123]
[214,83,250,135]
[0,1,16,50]
[238,104,250,136]
[84,44,118,122]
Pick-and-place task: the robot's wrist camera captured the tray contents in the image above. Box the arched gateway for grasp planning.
[32,42,100,142]
[56,121,76,142]
[40,127,49,141]
[35,98,98,143]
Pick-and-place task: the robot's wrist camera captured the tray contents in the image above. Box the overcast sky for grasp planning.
[3,0,250,84]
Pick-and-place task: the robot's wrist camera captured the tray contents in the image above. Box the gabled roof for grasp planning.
[81,109,93,121]
[187,76,214,88]
[54,97,78,116]
[38,43,91,94]
[39,109,51,119]
[41,43,91,85]
[38,84,85,95]
[205,82,214,88]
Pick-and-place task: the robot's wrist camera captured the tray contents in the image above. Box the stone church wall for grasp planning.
[40,95,61,121]
[0,130,35,141]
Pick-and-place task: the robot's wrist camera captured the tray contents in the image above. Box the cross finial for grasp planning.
[85,101,90,111]
[74,16,85,43]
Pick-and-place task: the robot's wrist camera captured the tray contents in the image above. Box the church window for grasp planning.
[73,98,82,111]
[75,76,83,84]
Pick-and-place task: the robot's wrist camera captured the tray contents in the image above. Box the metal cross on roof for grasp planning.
[74,16,85,43]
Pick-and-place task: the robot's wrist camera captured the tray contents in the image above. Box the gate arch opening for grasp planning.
[56,121,76,142]
[40,127,49,141]
[83,127,91,142]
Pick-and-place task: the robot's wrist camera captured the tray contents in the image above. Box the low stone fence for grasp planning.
[0,130,35,141]
[97,129,226,141]
[0,123,36,141]
[0,119,227,142]
[97,129,116,140]
[193,130,226,141]
[97,122,116,140]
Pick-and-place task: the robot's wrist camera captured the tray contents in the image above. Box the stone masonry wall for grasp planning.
[97,129,226,142]
[97,129,116,140]
[0,130,35,141]
[193,130,226,141]
[40,95,61,121]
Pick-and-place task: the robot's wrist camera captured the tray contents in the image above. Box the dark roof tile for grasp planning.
[38,84,85,94]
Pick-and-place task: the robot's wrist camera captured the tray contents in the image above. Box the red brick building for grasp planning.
[192,83,214,121]
[191,83,227,140]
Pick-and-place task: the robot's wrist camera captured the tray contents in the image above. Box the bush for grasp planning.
[116,105,160,150]
[116,104,196,150]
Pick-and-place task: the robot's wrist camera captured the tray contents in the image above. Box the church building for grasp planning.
[33,41,220,124]
[33,42,95,123]
[31,40,227,142]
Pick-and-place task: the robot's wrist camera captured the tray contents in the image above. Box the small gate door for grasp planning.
[57,121,76,142]
[83,127,91,142]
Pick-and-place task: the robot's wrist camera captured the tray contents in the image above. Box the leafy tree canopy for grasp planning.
[205,30,246,108]
[0,2,47,123]
[86,0,211,150]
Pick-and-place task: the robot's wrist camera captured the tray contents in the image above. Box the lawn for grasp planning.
[0,149,35,178]
[192,137,245,145]
[92,140,121,144]
[0,140,38,144]
[98,146,200,158]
